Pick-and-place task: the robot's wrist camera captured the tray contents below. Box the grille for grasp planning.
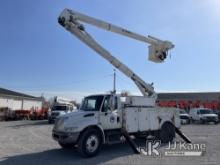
[206,117,215,121]
[180,116,189,120]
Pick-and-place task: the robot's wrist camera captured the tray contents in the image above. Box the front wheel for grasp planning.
[200,119,205,124]
[158,122,175,143]
[77,128,102,157]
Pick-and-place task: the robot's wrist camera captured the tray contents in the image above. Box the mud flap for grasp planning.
[175,127,191,143]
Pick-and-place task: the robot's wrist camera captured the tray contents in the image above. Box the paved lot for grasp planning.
[0,120,220,165]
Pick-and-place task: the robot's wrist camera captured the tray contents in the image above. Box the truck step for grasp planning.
[106,134,122,144]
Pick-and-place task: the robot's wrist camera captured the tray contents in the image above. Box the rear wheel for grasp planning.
[187,119,191,124]
[77,128,102,157]
[200,119,205,124]
[159,122,175,143]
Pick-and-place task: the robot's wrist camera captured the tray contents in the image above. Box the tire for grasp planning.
[77,128,102,157]
[214,121,218,125]
[200,119,205,124]
[159,122,175,143]
[58,141,75,149]
[187,119,191,124]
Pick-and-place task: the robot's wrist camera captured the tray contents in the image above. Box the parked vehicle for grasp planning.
[189,108,218,124]
[179,110,190,124]
[214,110,220,123]
[48,97,76,124]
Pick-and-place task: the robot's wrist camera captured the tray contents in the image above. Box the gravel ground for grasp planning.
[0,120,220,165]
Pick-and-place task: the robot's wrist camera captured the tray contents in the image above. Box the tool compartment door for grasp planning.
[138,108,151,131]
[123,107,160,132]
[123,107,139,133]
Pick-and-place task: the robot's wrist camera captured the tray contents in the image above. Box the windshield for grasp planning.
[180,110,186,114]
[52,105,69,111]
[80,96,104,111]
[200,109,213,114]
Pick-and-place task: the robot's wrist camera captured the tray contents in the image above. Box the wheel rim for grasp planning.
[86,135,99,153]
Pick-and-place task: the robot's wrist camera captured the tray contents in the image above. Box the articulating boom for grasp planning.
[58,9,174,97]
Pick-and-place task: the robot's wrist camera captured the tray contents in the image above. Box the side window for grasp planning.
[102,96,110,112]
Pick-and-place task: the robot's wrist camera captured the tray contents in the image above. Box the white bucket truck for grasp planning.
[48,97,76,124]
[53,9,186,157]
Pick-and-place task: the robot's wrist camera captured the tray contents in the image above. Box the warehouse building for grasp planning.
[0,87,43,111]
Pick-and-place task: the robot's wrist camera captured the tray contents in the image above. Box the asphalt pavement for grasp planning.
[0,120,219,165]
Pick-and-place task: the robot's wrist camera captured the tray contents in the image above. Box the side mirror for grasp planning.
[109,96,117,111]
[109,97,114,111]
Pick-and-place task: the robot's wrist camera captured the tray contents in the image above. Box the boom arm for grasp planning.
[58,9,174,97]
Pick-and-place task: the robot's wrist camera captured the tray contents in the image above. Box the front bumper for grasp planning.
[181,119,190,124]
[201,117,218,122]
[52,130,80,144]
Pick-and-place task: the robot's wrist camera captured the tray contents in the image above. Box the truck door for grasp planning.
[99,96,121,130]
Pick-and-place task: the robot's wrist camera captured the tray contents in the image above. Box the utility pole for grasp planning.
[113,69,116,94]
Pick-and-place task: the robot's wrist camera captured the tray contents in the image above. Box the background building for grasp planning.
[0,87,42,111]
[157,92,220,111]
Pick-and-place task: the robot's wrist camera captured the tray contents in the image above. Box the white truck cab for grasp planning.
[52,94,180,157]
[179,109,191,124]
[48,97,76,124]
[189,108,218,124]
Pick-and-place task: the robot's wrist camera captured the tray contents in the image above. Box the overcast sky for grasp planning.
[1,0,220,102]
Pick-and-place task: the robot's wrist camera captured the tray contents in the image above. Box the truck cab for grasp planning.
[189,108,218,124]
[48,97,76,124]
[52,94,180,157]
[48,104,74,123]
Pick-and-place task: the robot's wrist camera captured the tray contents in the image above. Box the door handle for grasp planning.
[104,112,108,116]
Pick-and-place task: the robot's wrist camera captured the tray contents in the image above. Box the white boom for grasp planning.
[58,8,174,97]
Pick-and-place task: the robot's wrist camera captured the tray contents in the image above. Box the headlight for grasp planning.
[54,117,63,129]
[54,117,67,131]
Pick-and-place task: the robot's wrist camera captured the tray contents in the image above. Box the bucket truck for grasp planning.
[48,97,76,124]
[52,8,189,157]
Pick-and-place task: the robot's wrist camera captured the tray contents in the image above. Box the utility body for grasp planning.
[53,8,183,157]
